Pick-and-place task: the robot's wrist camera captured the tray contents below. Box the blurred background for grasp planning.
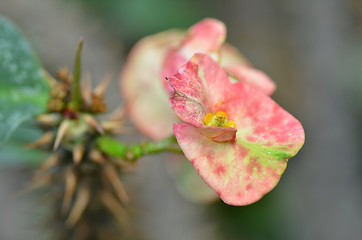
[1,0,362,239]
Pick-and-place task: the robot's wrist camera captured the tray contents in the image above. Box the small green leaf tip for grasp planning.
[69,38,84,112]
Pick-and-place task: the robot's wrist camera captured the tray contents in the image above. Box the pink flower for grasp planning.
[169,53,305,206]
[120,18,275,141]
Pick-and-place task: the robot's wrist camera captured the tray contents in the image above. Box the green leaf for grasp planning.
[0,16,49,148]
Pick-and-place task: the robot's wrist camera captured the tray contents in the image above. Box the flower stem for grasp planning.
[96,135,183,162]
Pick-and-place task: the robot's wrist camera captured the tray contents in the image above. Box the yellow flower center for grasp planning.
[204,111,236,128]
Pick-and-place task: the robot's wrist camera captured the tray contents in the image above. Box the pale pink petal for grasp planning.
[224,64,276,95]
[219,43,251,66]
[162,47,186,94]
[180,18,226,60]
[120,30,184,140]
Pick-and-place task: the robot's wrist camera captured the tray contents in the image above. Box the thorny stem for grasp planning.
[36,40,159,239]
[96,135,183,162]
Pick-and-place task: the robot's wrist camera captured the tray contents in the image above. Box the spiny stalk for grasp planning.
[26,39,134,240]
[26,39,184,240]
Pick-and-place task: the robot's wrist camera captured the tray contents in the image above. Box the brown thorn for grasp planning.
[108,127,133,135]
[108,105,126,121]
[84,114,104,135]
[103,164,130,204]
[53,120,70,151]
[18,174,53,195]
[81,72,92,103]
[25,131,54,149]
[20,153,59,194]
[57,67,71,83]
[36,113,61,126]
[89,149,106,165]
[100,190,129,226]
[73,143,85,165]
[43,70,58,87]
[111,158,136,171]
[100,120,125,132]
[94,73,112,97]
[65,183,91,228]
[35,153,59,175]
[61,168,77,215]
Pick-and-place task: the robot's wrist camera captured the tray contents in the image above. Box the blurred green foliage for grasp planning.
[0,16,49,150]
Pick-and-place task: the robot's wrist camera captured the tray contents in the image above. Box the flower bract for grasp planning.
[169,53,304,205]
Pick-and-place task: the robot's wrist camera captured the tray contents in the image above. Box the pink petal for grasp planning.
[224,64,276,95]
[180,18,226,60]
[120,30,183,140]
[169,53,234,126]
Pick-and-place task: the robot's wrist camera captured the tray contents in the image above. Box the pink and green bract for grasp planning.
[169,53,305,205]
[120,18,275,141]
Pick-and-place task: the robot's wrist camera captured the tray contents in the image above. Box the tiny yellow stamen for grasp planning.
[204,111,236,129]
[227,120,236,128]
[216,111,228,119]
[204,113,214,125]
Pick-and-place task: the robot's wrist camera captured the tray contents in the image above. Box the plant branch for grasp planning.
[96,135,183,162]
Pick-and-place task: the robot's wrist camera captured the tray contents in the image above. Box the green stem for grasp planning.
[69,38,83,112]
[96,135,183,162]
